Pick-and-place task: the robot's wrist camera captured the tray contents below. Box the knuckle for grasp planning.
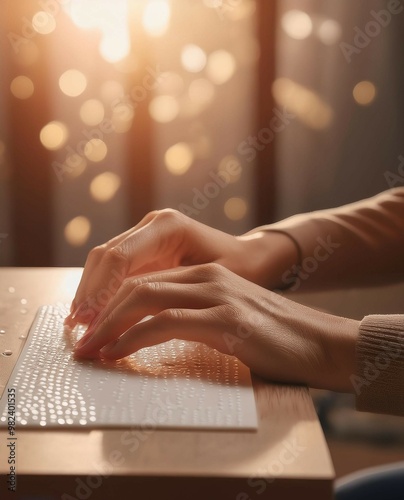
[88,245,105,261]
[121,278,136,295]
[154,208,184,225]
[199,262,225,279]
[157,308,183,323]
[103,246,127,268]
[127,281,164,304]
[133,281,159,299]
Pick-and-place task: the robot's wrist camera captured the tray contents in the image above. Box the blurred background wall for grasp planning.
[0,0,403,266]
[0,0,403,477]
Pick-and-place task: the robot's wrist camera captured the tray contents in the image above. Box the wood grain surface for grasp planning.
[0,268,334,499]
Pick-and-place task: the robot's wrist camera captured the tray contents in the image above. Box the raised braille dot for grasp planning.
[2,350,12,357]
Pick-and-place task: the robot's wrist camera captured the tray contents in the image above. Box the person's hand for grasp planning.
[74,263,359,392]
[66,209,298,326]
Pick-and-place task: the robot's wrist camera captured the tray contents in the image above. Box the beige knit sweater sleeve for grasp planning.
[269,188,404,416]
[355,314,404,415]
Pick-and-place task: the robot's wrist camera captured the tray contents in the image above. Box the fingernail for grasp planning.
[100,340,119,357]
[75,329,95,351]
[70,299,77,314]
[71,301,88,321]
[64,314,75,326]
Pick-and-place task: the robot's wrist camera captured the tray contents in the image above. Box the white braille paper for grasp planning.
[0,305,258,430]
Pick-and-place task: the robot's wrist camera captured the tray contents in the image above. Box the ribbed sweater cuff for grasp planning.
[354,315,404,416]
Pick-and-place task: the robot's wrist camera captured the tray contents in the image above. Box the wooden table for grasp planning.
[0,268,335,499]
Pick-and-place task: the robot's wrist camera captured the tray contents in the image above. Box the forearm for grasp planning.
[242,188,404,291]
[236,230,300,289]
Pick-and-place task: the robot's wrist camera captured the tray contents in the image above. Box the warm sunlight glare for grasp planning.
[142,0,171,37]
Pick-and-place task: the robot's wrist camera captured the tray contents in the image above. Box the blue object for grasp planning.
[335,462,404,500]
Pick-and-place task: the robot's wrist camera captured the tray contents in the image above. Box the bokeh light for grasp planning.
[181,44,207,73]
[224,197,248,220]
[281,10,313,40]
[353,81,377,106]
[84,139,108,162]
[80,99,105,126]
[10,76,34,100]
[164,143,194,175]
[99,33,131,63]
[272,77,333,129]
[59,69,87,97]
[68,1,99,29]
[64,216,91,246]
[32,11,56,35]
[90,172,121,202]
[39,121,68,150]
[206,50,236,84]
[226,0,256,21]
[149,95,179,123]
[317,19,342,45]
[142,0,171,37]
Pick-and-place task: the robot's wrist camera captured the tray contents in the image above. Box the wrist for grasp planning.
[236,229,300,289]
[315,314,359,392]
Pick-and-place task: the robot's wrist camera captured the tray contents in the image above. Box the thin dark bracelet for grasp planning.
[265,229,303,290]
